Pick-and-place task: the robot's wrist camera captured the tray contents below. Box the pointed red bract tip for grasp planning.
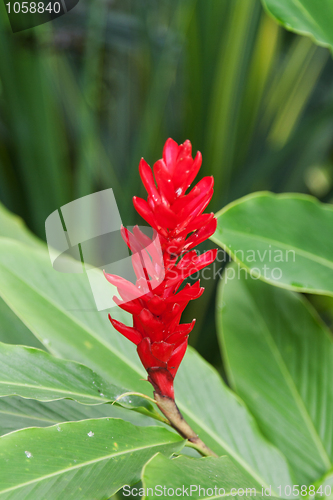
[108,314,142,345]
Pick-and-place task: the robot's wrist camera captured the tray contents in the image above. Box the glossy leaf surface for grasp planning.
[0,397,165,437]
[262,0,333,53]
[0,239,293,492]
[0,202,44,348]
[0,341,140,406]
[0,419,184,499]
[142,453,271,500]
[213,193,333,296]
[217,266,333,483]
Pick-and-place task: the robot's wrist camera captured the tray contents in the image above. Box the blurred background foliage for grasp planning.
[0,0,333,369]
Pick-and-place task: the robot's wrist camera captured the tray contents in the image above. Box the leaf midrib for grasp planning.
[214,227,333,271]
[245,285,331,468]
[0,380,106,403]
[0,245,273,489]
[0,410,57,424]
[0,439,182,494]
[0,257,145,380]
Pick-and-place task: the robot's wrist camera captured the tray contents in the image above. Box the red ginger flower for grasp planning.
[105,138,217,401]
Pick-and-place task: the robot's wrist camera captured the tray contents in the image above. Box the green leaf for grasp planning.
[0,239,145,390]
[0,239,294,491]
[141,453,270,500]
[0,341,143,407]
[315,469,333,500]
[217,265,333,484]
[0,397,168,437]
[261,0,333,53]
[212,192,333,296]
[0,418,184,499]
[0,298,44,349]
[0,202,45,349]
[175,350,293,493]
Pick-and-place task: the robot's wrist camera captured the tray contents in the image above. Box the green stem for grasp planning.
[154,392,218,458]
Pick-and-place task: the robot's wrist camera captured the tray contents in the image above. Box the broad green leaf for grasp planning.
[217,265,333,484]
[141,453,271,500]
[0,239,145,390]
[0,202,45,348]
[212,192,333,296]
[261,0,333,53]
[0,239,294,492]
[0,298,44,349]
[0,418,184,499]
[315,469,333,500]
[0,397,167,437]
[0,341,144,408]
[175,350,293,494]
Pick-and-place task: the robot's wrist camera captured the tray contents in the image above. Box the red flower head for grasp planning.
[105,138,217,401]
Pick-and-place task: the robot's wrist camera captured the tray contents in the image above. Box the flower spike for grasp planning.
[106,138,217,404]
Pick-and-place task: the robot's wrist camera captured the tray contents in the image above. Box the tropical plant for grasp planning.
[0,0,333,499]
[1,0,333,366]
[0,135,332,498]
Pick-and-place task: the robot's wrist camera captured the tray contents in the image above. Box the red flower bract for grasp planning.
[105,138,217,400]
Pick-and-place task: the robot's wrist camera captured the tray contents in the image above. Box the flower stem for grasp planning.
[154,392,218,458]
